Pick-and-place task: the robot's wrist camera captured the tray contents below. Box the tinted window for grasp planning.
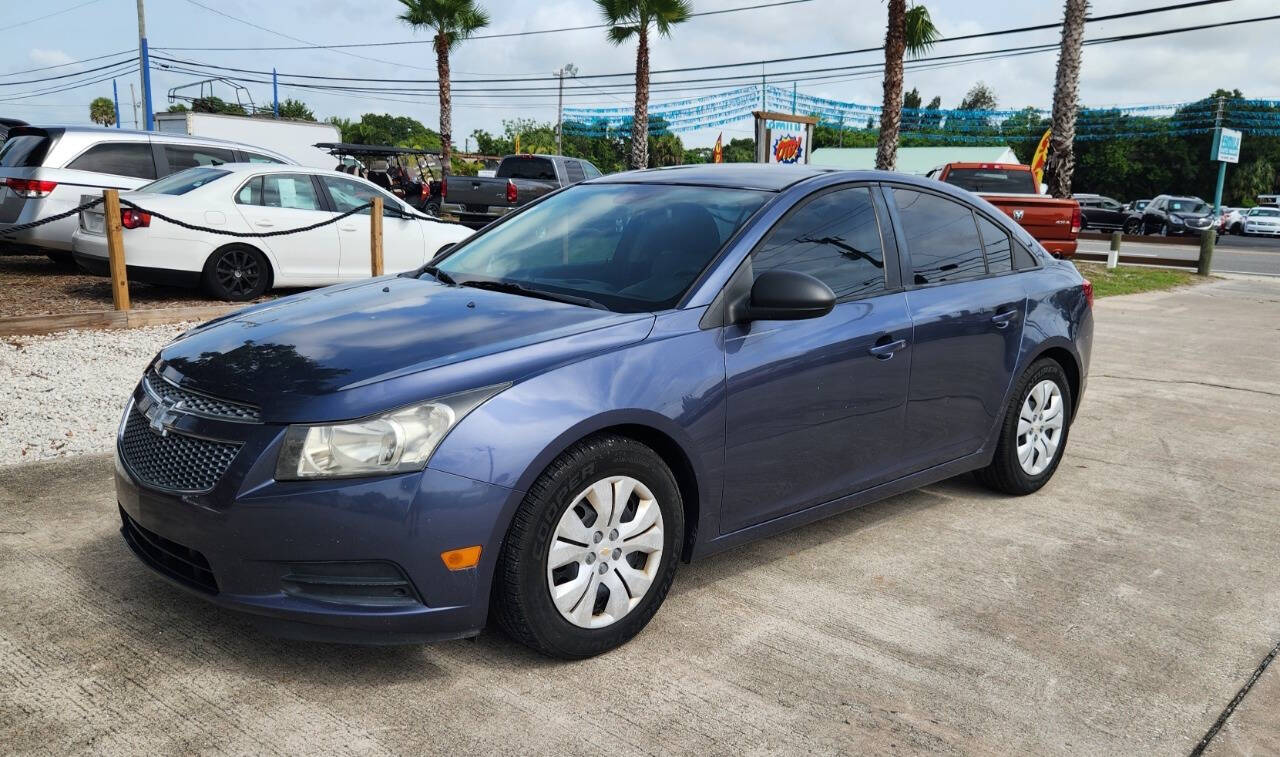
[65,143,156,179]
[498,157,556,181]
[435,183,768,313]
[1168,199,1209,214]
[163,144,235,173]
[0,134,52,168]
[564,160,586,183]
[976,215,1012,273]
[754,186,886,300]
[138,167,229,195]
[320,175,400,215]
[1013,240,1039,269]
[237,174,322,211]
[941,168,1036,194]
[243,151,285,164]
[583,162,602,179]
[893,188,986,285]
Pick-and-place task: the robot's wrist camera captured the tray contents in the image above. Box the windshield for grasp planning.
[432,183,769,313]
[1168,200,1209,214]
[1252,208,1280,217]
[942,168,1037,194]
[137,166,230,195]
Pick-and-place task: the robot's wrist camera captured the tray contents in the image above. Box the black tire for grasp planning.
[491,434,684,659]
[46,252,78,269]
[974,358,1073,496]
[426,199,442,217]
[202,244,270,301]
[1124,219,1142,235]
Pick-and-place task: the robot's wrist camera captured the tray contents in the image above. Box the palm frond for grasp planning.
[653,0,693,37]
[607,24,640,44]
[903,4,940,58]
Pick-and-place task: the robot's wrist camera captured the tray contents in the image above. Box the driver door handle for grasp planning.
[991,309,1019,328]
[869,337,907,359]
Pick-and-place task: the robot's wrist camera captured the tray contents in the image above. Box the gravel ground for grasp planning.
[0,322,189,463]
[0,253,282,317]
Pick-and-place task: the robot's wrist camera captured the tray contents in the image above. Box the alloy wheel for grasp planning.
[546,475,664,629]
[214,249,262,297]
[1017,379,1065,476]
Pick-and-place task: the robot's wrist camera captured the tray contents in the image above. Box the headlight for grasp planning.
[275,384,507,480]
[1169,216,1184,225]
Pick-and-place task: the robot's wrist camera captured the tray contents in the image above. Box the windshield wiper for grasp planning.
[457,278,609,311]
[420,265,458,286]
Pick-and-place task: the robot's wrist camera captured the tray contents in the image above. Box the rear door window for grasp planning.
[162,144,236,173]
[498,157,556,181]
[893,188,987,285]
[753,185,888,301]
[65,142,157,179]
[976,215,1013,273]
[238,174,323,211]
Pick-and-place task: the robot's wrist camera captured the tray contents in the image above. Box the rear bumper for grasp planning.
[1042,239,1077,258]
[0,213,76,251]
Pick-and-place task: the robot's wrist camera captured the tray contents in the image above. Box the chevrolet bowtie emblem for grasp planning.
[144,397,185,437]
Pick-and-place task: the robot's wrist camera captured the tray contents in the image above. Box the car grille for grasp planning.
[119,408,241,493]
[120,507,218,594]
[143,370,260,423]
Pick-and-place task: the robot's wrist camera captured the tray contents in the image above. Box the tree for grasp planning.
[276,98,315,121]
[596,0,692,170]
[1047,0,1088,198]
[959,82,997,111]
[89,97,115,127]
[192,96,246,116]
[875,2,939,171]
[398,0,490,175]
[166,103,189,113]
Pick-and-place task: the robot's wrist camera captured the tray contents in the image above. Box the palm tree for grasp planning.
[398,0,490,175]
[875,2,939,171]
[89,96,115,127]
[596,0,692,170]
[1047,0,1088,198]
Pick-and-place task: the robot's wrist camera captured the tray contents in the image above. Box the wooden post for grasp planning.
[370,196,384,276]
[1197,228,1215,277]
[103,189,130,311]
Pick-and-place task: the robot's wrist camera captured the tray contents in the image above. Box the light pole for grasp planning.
[136,0,154,130]
[555,63,578,155]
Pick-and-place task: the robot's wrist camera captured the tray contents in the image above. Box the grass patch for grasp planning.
[1073,262,1201,298]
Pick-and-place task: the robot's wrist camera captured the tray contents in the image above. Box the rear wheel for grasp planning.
[202,244,270,301]
[1123,218,1142,235]
[492,434,683,659]
[975,358,1073,495]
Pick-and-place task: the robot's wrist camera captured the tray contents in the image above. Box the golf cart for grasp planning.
[314,142,444,215]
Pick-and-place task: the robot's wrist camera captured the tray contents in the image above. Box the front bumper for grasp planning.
[1245,225,1280,235]
[115,411,523,644]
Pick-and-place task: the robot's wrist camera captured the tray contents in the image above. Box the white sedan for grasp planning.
[1241,206,1280,237]
[71,164,473,301]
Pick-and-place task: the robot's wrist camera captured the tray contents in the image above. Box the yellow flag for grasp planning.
[514,133,521,154]
[1030,128,1051,187]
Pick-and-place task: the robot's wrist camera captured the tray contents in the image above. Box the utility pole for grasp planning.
[555,63,577,155]
[129,83,140,129]
[273,68,279,118]
[112,80,122,129]
[136,0,155,130]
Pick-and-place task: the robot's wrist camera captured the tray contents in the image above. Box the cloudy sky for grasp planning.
[3,0,1278,148]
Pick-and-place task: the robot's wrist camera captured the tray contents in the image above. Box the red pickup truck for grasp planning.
[927,162,1080,258]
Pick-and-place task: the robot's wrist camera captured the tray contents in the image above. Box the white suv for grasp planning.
[0,126,293,263]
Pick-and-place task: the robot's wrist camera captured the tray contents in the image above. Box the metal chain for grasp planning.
[0,198,103,235]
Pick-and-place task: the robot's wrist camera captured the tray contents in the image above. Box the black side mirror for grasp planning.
[738,269,835,322]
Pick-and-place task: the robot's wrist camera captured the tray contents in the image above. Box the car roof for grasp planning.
[592,163,836,192]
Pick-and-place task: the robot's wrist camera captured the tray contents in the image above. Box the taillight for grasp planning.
[420,182,428,200]
[5,177,57,198]
[1070,204,1082,235]
[1081,279,1094,309]
[506,179,517,204]
[121,209,151,229]
[441,176,447,198]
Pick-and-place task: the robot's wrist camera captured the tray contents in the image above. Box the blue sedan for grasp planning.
[115,164,1093,658]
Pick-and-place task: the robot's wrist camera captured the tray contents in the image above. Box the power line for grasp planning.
[0,57,140,88]
[153,0,819,51]
[0,0,104,33]
[0,49,134,78]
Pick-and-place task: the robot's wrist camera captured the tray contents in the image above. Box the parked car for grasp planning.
[1137,195,1215,236]
[1218,206,1244,234]
[72,164,472,300]
[442,153,602,228]
[1073,193,1127,231]
[0,117,27,143]
[0,126,292,265]
[114,164,1093,658]
[927,162,1080,257]
[1241,206,1280,236]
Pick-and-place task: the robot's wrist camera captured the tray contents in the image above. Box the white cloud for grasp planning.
[28,48,75,67]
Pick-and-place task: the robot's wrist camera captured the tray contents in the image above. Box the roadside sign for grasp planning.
[1211,127,1242,164]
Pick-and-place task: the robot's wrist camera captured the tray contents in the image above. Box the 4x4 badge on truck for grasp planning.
[1012,209,1025,221]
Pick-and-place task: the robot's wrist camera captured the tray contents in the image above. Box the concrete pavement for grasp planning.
[1,278,1278,755]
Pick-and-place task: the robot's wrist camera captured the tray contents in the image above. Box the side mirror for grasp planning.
[738,269,835,322]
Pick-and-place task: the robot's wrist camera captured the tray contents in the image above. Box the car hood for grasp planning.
[1171,212,1211,222]
[156,277,654,422]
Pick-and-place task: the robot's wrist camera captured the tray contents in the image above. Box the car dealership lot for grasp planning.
[1,278,1277,755]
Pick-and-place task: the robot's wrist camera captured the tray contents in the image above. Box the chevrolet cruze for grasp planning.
[116,164,1093,658]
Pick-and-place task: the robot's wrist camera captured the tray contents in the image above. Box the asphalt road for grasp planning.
[1078,233,1280,276]
[2,278,1278,755]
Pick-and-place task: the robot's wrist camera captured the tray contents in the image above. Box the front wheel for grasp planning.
[975,359,1073,495]
[492,434,684,659]
[1123,219,1142,235]
[202,244,270,301]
